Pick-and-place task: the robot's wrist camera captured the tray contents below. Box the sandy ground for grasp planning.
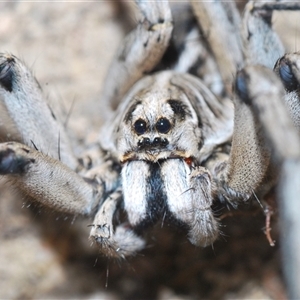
[0,2,299,299]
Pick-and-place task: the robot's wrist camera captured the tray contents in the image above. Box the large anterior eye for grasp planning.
[155,118,171,133]
[134,119,147,135]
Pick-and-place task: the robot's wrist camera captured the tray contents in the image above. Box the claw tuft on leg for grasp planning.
[90,190,145,258]
[90,223,145,259]
[0,147,31,175]
[0,54,15,92]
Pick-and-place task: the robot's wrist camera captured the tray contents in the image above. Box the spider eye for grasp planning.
[156,118,171,134]
[134,119,147,135]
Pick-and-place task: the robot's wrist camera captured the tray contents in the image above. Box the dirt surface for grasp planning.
[0,2,299,299]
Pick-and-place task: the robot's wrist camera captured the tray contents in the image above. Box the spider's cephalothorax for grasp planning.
[100,70,233,244]
[0,4,300,289]
[113,71,233,164]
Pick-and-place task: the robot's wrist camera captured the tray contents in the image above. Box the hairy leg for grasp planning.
[0,142,98,214]
[89,189,145,258]
[0,55,120,215]
[101,0,173,110]
[237,63,300,300]
[191,1,243,94]
[0,54,77,169]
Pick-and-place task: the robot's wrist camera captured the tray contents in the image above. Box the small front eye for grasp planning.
[134,119,147,135]
[156,118,171,134]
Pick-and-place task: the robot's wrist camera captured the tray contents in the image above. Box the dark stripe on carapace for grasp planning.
[124,101,141,123]
[170,82,203,129]
[167,99,189,120]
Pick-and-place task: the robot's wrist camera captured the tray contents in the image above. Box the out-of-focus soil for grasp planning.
[0,2,299,299]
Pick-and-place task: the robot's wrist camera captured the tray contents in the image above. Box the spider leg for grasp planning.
[241,1,285,68]
[215,57,300,201]
[0,54,77,169]
[174,25,224,96]
[191,1,243,94]
[214,3,300,204]
[242,1,300,69]
[214,66,282,203]
[0,54,120,215]
[274,52,300,127]
[235,63,300,300]
[0,142,99,214]
[101,0,173,110]
[170,4,223,96]
[89,189,145,258]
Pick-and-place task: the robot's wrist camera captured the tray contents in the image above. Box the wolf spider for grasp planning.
[0,1,300,296]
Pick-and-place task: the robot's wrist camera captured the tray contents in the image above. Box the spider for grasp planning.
[0,2,300,294]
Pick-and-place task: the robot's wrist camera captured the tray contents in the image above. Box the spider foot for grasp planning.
[0,143,33,175]
[89,190,145,258]
[90,223,145,259]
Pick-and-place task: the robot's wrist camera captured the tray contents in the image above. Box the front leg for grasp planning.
[211,63,300,299]
[235,64,300,300]
[241,1,284,68]
[0,142,100,215]
[242,2,300,69]
[0,53,121,216]
[216,2,300,204]
[0,54,77,169]
[214,60,300,205]
[274,52,300,128]
[215,83,273,204]
[101,0,173,110]
[214,65,283,205]
[191,1,243,94]
[89,189,145,258]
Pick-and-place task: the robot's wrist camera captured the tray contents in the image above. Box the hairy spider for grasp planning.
[0,3,300,296]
